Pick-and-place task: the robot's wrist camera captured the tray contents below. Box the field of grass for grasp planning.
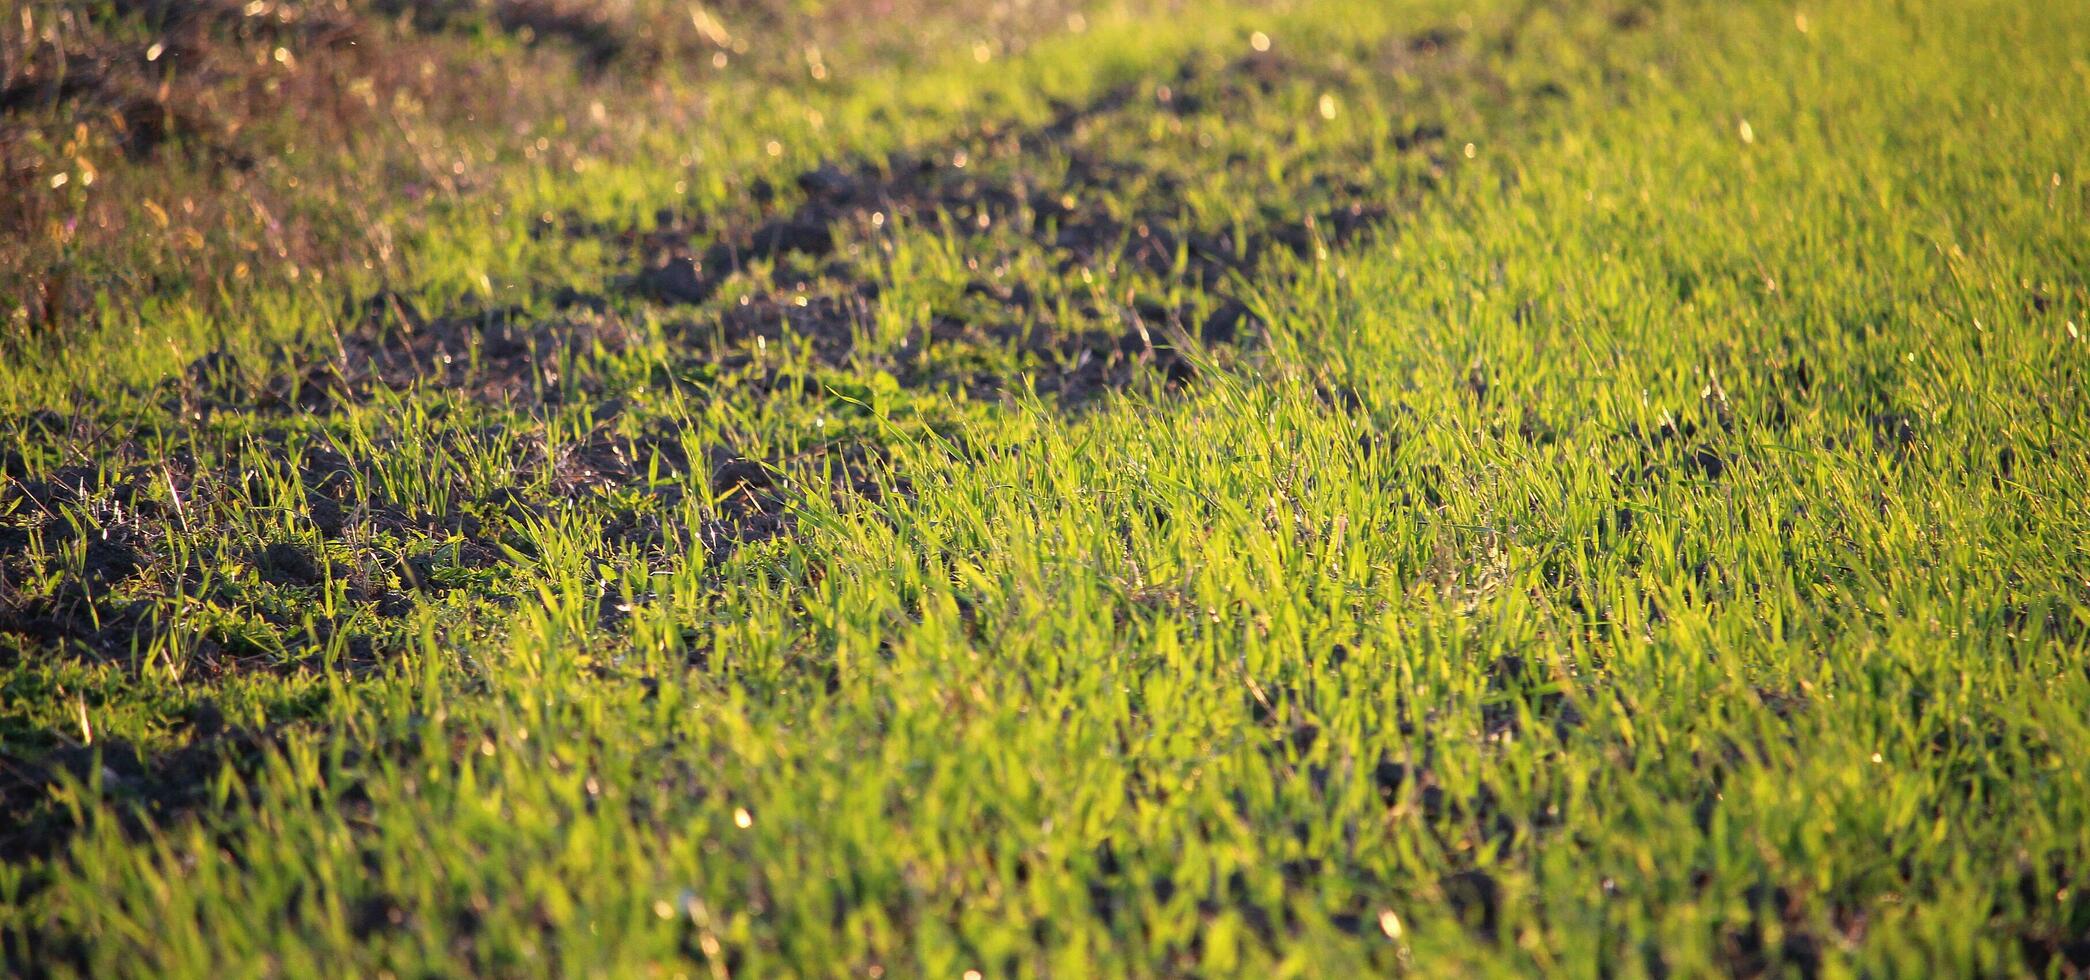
[2,0,2087,975]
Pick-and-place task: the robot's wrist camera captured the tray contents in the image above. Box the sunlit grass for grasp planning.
[3,0,2087,975]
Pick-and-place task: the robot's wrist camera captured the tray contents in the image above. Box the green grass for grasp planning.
[3,0,2088,975]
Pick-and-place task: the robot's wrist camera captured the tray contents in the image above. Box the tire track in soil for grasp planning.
[0,20,1478,800]
[624,44,1443,404]
[0,19,1492,881]
[53,24,1474,622]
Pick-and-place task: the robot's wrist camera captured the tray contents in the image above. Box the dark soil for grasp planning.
[133,31,1459,423]
[619,52,1422,402]
[0,725,282,864]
